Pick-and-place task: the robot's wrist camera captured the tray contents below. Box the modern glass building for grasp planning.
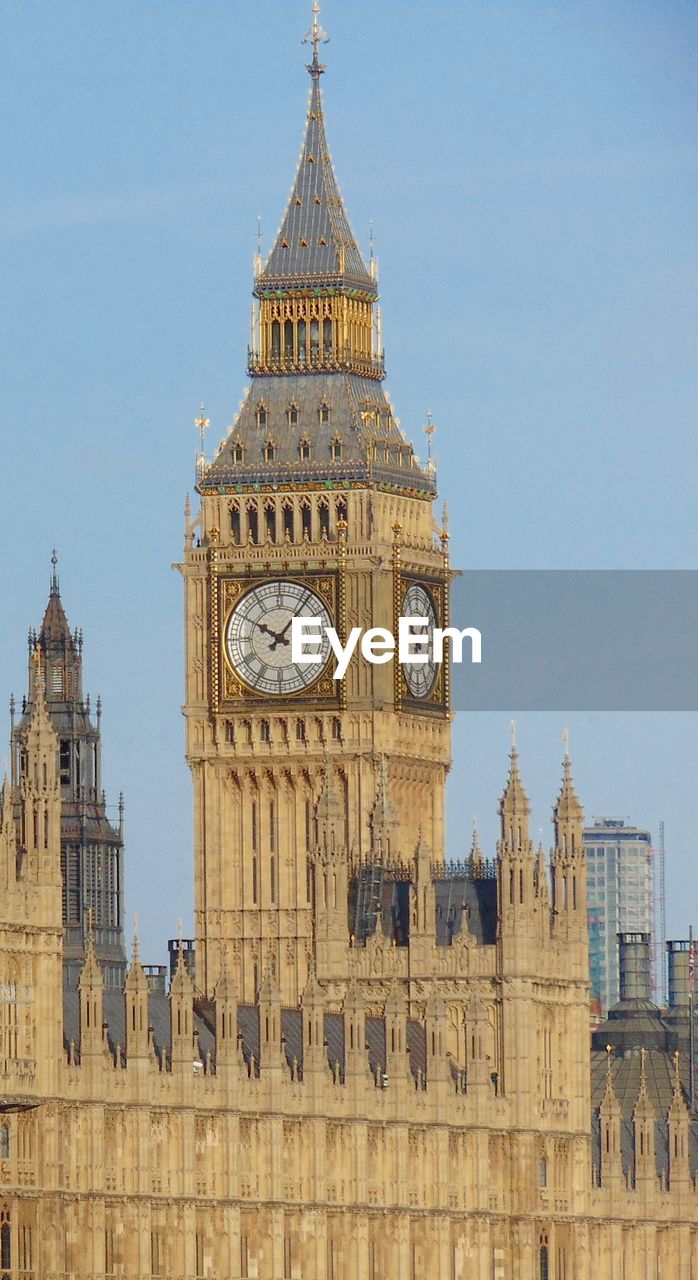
[584,818,654,1013]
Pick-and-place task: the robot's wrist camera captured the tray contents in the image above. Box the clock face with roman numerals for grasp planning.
[225,580,333,696]
[401,582,438,699]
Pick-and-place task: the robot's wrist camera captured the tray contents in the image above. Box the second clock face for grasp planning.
[225,580,333,696]
[402,582,438,699]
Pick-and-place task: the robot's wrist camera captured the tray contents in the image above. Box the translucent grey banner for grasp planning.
[449,571,698,711]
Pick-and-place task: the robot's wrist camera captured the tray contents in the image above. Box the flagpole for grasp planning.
[690,925,695,1113]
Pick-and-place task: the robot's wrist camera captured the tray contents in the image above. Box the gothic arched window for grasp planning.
[0,1209,10,1273]
[263,501,276,543]
[271,321,281,359]
[539,1237,550,1280]
[246,503,259,545]
[284,319,294,358]
[0,1126,8,1160]
[282,502,294,541]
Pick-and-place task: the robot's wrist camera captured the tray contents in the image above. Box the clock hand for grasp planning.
[256,619,292,651]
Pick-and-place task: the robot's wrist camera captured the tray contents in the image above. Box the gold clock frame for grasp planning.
[393,566,450,714]
[211,570,342,709]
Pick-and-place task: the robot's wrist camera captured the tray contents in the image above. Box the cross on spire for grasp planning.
[303,0,329,78]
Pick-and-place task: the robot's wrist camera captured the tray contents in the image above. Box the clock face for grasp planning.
[401,582,438,699]
[225,580,333,696]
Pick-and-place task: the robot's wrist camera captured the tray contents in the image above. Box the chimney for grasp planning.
[666,940,693,1009]
[144,964,167,996]
[618,932,651,1002]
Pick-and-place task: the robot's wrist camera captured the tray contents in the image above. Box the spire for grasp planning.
[553,735,584,827]
[200,6,434,499]
[39,576,73,649]
[469,819,484,868]
[370,755,398,859]
[79,908,103,990]
[552,733,584,858]
[315,762,344,855]
[258,28,374,294]
[635,1046,652,1113]
[498,728,531,848]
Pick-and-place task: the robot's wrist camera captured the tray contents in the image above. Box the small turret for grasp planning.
[424,985,449,1085]
[552,738,584,857]
[343,979,371,1083]
[315,762,344,858]
[370,756,398,861]
[668,1051,691,1190]
[497,735,536,942]
[258,961,284,1075]
[384,978,411,1085]
[170,941,196,1069]
[498,737,531,852]
[551,745,587,946]
[301,961,327,1077]
[633,1049,657,1191]
[124,931,151,1063]
[598,1047,623,1189]
[17,654,61,894]
[79,914,105,1063]
[214,947,239,1072]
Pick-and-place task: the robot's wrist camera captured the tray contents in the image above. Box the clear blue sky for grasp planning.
[1,1,696,964]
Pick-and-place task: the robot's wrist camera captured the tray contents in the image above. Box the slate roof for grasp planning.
[63,990,425,1085]
[40,587,74,648]
[200,372,434,495]
[590,1048,698,1180]
[259,75,375,295]
[434,876,498,948]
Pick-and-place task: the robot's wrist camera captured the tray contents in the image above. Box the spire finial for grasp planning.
[510,719,517,753]
[562,726,570,764]
[424,412,436,467]
[50,548,59,597]
[303,0,329,78]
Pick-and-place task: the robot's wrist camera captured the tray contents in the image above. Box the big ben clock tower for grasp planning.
[181,16,452,1003]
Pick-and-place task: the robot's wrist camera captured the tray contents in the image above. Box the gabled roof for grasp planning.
[258,75,375,295]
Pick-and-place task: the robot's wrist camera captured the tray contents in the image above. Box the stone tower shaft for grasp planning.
[182,38,451,1003]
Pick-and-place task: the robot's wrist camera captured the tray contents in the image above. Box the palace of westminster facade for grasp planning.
[1,17,698,1280]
